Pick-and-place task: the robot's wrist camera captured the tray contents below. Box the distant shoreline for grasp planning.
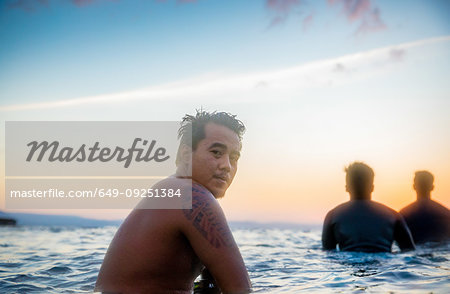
[0,211,321,229]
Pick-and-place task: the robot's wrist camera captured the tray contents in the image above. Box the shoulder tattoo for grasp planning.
[183,185,234,248]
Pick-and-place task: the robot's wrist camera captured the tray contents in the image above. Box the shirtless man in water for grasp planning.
[95,111,252,293]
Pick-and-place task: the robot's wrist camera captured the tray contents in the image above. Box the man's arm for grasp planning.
[394,215,416,251]
[181,184,252,294]
[322,210,337,250]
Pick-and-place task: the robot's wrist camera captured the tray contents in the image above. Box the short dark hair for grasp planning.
[176,110,246,164]
[345,161,374,198]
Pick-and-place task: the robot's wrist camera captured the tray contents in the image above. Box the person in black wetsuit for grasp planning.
[322,162,415,252]
[400,171,450,244]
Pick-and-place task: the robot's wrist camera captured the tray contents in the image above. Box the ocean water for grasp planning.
[0,225,449,293]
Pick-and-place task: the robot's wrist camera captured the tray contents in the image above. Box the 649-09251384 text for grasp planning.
[9,188,182,199]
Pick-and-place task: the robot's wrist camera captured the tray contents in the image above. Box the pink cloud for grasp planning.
[269,16,286,27]
[6,0,197,11]
[267,0,301,13]
[6,0,119,11]
[156,0,198,3]
[302,13,314,31]
[71,0,95,6]
[355,7,386,35]
[328,0,370,21]
[70,0,119,7]
[266,0,303,27]
[328,0,386,35]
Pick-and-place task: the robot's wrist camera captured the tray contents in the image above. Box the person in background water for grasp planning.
[95,110,252,294]
[322,162,415,252]
[400,171,450,244]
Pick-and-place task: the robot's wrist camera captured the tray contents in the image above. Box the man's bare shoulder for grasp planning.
[182,183,235,249]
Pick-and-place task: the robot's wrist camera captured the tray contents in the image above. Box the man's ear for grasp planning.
[345,185,349,192]
[431,184,435,191]
[370,184,374,193]
[179,144,193,165]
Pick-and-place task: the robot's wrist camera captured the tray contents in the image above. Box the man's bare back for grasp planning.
[95,177,250,293]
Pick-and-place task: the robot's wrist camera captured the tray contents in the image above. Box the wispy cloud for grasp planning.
[71,0,112,7]
[5,0,197,11]
[265,0,385,35]
[328,0,386,35]
[157,0,199,3]
[6,0,49,12]
[7,0,384,37]
[6,0,119,11]
[266,0,302,14]
[154,0,198,3]
[1,36,448,112]
[355,7,386,35]
[329,0,370,21]
[333,63,346,72]
[389,48,406,62]
[71,0,95,7]
[302,13,314,31]
[266,0,303,27]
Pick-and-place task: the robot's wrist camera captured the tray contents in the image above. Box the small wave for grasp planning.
[256,243,276,248]
[428,256,448,262]
[351,268,379,277]
[416,253,448,263]
[24,254,44,262]
[80,284,95,291]
[0,262,22,268]
[2,282,46,292]
[73,252,99,261]
[378,270,423,280]
[44,266,73,275]
[4,273,34,283]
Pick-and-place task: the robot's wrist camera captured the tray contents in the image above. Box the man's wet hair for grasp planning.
[345,161,374,198]
[176,110,245,164]
[414,170,434,191]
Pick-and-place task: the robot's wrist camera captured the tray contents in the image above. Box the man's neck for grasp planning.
[417,193,431,201]
[350,194,371,201]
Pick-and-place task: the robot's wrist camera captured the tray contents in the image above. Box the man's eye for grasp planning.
[211,150,222,156]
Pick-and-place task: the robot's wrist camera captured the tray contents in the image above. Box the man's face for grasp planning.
[191,122,241,198]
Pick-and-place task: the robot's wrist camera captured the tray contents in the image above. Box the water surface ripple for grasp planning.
[0,226,449,293]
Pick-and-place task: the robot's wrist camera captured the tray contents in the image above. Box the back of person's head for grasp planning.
[345,161,374,200]
[414,170,434,198]
[176,110,246,165]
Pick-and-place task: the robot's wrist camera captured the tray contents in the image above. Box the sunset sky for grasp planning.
[1,0,449,224]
